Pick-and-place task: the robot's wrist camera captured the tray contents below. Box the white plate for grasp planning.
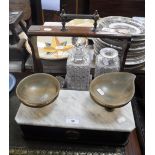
[100,38,145,49]
[94,38,145,52]
[98,16,145,35]
[125,58,145,65]
[19,32,74,60]
[37,36,73,60]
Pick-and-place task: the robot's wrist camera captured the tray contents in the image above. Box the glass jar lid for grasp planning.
[100,48,118,59]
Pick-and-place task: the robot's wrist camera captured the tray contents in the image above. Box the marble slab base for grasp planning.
[15,90,135,132]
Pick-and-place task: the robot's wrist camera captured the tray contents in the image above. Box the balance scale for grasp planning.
[15,90,135,146]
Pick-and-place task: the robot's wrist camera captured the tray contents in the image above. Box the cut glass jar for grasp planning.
[95,47,120,77]
[66,38,91,90]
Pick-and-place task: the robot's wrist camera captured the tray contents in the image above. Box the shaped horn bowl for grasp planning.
[90,72,136,111]
[16,73,60,108]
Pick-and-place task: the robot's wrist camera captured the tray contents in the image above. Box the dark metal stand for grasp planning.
[60,9,99,32]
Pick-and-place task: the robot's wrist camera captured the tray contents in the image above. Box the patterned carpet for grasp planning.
[9,147,125,155]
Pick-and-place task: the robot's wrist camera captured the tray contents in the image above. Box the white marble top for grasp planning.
[15,90,135,132]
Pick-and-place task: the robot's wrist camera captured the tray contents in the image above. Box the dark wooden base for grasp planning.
[19,125,130,146]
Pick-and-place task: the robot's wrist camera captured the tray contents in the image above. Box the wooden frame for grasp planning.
[27,25,136,73]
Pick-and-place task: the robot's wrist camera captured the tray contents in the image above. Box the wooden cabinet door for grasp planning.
[89,0,145,17]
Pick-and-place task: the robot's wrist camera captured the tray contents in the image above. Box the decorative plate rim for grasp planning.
[9,73,16,92]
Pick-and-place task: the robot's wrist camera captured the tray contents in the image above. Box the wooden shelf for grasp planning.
[28,25,132,39]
